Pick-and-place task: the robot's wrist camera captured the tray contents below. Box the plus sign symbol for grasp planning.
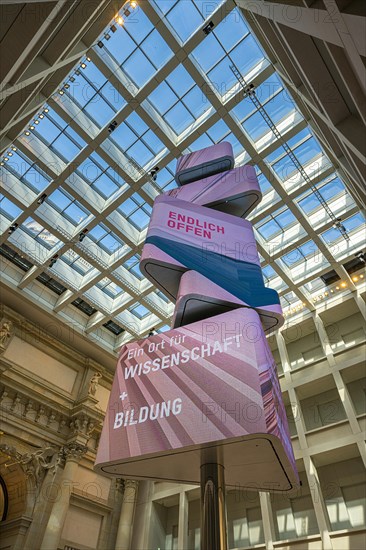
[119,391,128,401]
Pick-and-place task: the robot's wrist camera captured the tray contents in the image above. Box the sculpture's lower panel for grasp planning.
[94,308,299,492]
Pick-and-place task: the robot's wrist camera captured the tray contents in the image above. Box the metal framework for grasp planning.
[0,0,364,357]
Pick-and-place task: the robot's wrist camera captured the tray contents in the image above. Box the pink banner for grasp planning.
[95,308,298,490]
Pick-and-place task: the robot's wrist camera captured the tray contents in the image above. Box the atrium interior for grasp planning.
[0,1,365,549]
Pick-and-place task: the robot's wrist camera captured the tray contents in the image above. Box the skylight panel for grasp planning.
[97,277,124,297]
[281,240,318,267]
[3,150,51,193]
[256,173,273,195]
[21,218,60,249]
[100,8,171,89]
[191,34,226,73]
[129,303,150,319]
[47,189,90,225]
[164,103,195,134]
[32,107,86,163]
[123,49,157,88]
[256,208,297,241]
[140,29,173,69]
[148,82,179,115]
[159,1,204,43]
[152,165,176,191]
[321,213,365,245]
[98,233,124,254]
[0,196,22,221]
[166,65,195,97]
[61,251,94,275]
[123,254,143,279]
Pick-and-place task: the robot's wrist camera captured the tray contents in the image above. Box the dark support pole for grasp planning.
[200,449,228,550]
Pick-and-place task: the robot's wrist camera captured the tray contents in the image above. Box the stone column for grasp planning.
[259,491,276,550]
[99,479,125,550]
[178,490,189,550]
[130,480,154,550]
[23,464,64,549]
[39,442,87,550]
[115,480,138,550]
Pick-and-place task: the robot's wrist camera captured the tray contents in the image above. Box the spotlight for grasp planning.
[37,193,47,205]
[64,83,70,89]
[78,228,88,242]
[333,218,346,233]
[244,83,256,97]
[97,41,104,48]
[44,108,49,113]
[59,90,64,95]
[70,76,75,82]
[110,24,117,33]
[150,166,159,181]
[86,57,91,62]
[8,223,18,234]
[130,0,138,8]
[34,120,39,124]
[8,152,13,156]
[116,15,124,25]
[104,33,111,40]
[39,114,44,119]
[80,62,86,69]
[4,157,8,161]
[355,250,366,263]
[203,21,214,35]
[11,146,17,151]
[30,125,34,130]
[75,70,81,76]
[0,162,4,166]
[108,120,118,133]
[25,131,30,136]
[49,254,59,268]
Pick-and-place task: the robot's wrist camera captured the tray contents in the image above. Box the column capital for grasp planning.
[124,479,138,491]
[62,442,88,463]
[115,478,125,493]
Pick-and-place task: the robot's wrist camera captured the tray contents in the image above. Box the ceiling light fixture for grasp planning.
[37,193,47,205]
[203,21,214,35]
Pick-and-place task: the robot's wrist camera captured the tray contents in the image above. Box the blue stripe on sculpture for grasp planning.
[146,235,280,308]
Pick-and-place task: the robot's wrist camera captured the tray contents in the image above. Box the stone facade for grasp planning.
[0,295,365,549]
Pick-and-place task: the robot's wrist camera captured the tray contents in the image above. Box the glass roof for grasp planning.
[0,0,365,353]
